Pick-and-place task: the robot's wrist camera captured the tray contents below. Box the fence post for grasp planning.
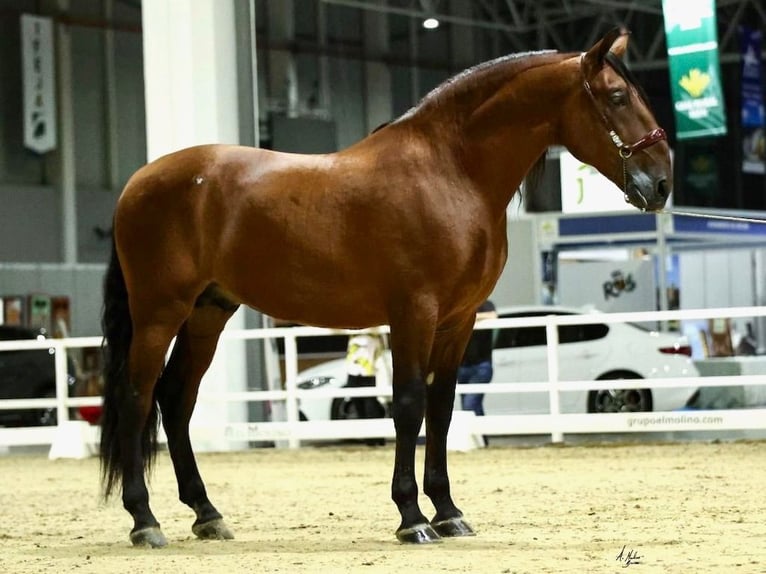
[545,316,563,443]
[54,341,71,424]
[283,333,300,448]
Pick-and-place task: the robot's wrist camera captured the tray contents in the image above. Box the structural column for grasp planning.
[363,0,393,132]
[449,0,475,70]
[142,0,241,159]
[55,0,77,264]
[142,0,247,450]
[267,0,299,117]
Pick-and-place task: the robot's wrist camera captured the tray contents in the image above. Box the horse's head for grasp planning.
[561,28,672,212]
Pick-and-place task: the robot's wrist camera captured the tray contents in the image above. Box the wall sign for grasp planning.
[21,14,57,153]
[559,151,633,214]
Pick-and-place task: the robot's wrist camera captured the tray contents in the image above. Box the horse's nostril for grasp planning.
[656,178,669,199]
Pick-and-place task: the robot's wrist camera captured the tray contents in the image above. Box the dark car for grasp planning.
[0,325,77,426]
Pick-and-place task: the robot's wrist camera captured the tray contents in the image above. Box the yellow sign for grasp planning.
[679,68,711,98]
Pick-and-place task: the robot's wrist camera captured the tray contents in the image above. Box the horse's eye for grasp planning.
[609,90,628,107]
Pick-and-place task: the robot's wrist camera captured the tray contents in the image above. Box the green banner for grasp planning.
[662,0,727,139]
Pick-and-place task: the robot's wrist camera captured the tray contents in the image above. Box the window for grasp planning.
[494,312,548,349]
[494,311,609,348]
[559,323,609,343]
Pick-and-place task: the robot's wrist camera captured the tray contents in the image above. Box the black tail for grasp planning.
[100,237,160,499]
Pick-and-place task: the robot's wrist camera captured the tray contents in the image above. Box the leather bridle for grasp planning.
[580,53,667,207]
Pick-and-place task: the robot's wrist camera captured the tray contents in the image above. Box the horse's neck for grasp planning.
[453,57,577,210]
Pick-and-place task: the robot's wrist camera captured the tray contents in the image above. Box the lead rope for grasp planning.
[660,209,766,224]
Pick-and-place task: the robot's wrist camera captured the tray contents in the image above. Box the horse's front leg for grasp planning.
[423,323,476,538]
[391,373,441,543]
[388,313,441,543]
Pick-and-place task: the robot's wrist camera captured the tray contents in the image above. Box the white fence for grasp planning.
[1,306,766,452]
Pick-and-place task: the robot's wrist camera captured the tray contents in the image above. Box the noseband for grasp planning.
[580,53,667,207]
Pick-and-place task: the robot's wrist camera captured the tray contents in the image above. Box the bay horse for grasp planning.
[100,27,671,547]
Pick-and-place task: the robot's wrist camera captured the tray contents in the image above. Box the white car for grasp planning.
[295,306,700,421]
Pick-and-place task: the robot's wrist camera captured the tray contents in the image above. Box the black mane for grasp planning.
[396,50,572,122]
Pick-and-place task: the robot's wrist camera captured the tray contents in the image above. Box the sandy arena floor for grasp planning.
[0,440,764,574]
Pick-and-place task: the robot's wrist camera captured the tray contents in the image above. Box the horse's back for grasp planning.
[112,132,503,329]
[112,143,390,325]
[118,144,296,206]
[115,144,327,239]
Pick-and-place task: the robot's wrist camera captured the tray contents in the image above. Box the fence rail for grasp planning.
[2,306,766,451]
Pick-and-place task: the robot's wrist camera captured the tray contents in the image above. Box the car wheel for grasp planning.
[29,390,58,426]
[330,397,358,420]
[330,397,386,420]
[587,377,653,413]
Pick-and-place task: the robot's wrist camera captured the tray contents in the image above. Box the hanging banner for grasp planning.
[21,14,57,153]
[662,0,727,139]
[740,26,765,175]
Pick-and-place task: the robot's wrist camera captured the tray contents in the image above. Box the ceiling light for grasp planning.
[422,17,439,30]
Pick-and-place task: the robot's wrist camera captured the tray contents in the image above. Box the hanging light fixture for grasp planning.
[419,0,440,30]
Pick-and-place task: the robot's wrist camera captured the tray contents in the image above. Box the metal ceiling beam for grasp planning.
[579,0,661,15]
[719,0,749,51]
[752,0,766,22]
[474,0,527,51]
[502,0,523,27]
[319,0,762,70]
[645,26,666,62]
[584,14,606,49]
[323,0,605,35]
[320,0,519,32]
[538,11,569,52]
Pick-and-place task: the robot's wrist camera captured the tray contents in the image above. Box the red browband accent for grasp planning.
[623,127,667,154]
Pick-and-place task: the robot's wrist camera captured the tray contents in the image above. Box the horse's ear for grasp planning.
[609,29,630,58]
[582,27,630,79]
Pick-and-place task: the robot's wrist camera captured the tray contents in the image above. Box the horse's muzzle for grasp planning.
[625,173,672,213]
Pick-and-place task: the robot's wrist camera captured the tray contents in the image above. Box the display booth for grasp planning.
[524,208,766,357]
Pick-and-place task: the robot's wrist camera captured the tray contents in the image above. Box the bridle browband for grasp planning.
[580,52,667,207]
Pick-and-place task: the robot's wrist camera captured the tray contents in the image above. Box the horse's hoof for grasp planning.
[130,526,168,548]
[192,518,234,540]
[431,516,476,538]
[396,522,442,544]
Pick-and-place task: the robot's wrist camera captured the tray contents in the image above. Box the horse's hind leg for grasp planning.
[155,291,239,541]
[424,319,476,538]
[122,311,190,548]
